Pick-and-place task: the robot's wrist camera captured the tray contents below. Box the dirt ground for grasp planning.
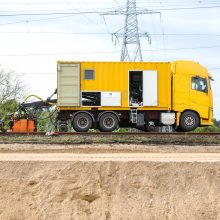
[0,143,220,220]
[1,143,220,153]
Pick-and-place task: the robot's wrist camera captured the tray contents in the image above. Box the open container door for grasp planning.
[143,70,158,106]
[57,63,80,107]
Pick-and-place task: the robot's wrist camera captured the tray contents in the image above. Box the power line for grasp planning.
[0,5,220,17]
[0,1,220,4]
[105,5,220,15]
[154,33,220,36]
[0,45,220,57]
[1,2,220,13]
[15,72,56,75]
[5,1,218,9]
[0,11,104,17]
[137,2,220,7]
[148,5,220,10]
[12,67,220,75]
[63,0,112,35]
[1,31,220,37]
[152,45,220,51]
[0,14,78,26]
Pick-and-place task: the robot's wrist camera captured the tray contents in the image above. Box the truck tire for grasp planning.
[58,121,68,132]
[72,113,92,132]
[179,111,199,132]
[99,113,118,132]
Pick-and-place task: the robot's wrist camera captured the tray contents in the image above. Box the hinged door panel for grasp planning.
[143,70,158,106]
[57,63,80,106]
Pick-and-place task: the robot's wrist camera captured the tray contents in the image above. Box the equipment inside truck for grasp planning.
[129,71,143,106]
[82,92,101,106]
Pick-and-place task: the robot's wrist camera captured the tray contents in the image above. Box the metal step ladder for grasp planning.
[130,108,138,124]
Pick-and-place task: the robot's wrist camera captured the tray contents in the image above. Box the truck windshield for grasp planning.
[209,76,214,90]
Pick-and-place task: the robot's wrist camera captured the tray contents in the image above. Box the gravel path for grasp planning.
[1,152,220,162]
[1,143,220,153]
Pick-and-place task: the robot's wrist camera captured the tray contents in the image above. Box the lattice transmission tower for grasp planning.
[121,0,143,61]
[103,0,159,62]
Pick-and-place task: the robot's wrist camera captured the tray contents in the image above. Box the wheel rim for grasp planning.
[103,116,115,129]
[77,117,89,129]
[59,124,68,132]
[184,116,195,127]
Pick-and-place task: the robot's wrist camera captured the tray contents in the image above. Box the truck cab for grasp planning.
[172,61,213,131]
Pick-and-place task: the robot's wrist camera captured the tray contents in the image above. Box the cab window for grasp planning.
[192,76,208,93]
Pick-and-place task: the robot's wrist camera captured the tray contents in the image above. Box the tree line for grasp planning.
[0,67,24,124]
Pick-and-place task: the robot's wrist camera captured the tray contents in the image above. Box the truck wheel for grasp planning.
[72,113,92,132]
[99,113,118,132]
[58,121,68,132]
[179,111,199,132]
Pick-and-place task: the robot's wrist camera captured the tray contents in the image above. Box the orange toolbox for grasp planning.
[12,119,35,132]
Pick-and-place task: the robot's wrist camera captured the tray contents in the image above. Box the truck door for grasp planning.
[143,70,158,106]
[57,63,80,107]
[190,76,210,119]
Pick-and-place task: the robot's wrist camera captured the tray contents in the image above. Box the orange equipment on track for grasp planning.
[5,92,57,133]
[12,119,35,132]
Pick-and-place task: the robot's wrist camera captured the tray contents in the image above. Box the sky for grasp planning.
[0,0,219,119]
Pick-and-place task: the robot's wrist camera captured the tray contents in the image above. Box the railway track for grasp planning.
[0,132,220,136]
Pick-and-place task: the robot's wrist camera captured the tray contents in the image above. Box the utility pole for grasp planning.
[121,0,142,61]
[102,0,159,62]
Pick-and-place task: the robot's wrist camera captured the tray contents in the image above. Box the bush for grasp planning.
[195,125,220,133]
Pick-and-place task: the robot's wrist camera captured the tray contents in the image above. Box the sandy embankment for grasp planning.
[0,155,220,220]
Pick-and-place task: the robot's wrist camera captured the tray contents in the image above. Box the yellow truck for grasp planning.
[56,60,213,132]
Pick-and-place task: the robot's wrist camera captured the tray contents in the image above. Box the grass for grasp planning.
[0,134,220,146]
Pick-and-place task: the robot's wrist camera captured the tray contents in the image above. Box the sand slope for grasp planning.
[0,159,220,220]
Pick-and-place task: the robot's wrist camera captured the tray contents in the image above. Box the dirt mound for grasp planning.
[0,160,220,220]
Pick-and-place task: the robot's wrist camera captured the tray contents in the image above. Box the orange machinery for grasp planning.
[12,119,35,132]
[8,92,57,133]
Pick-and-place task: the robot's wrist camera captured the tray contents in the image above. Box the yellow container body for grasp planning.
[80,62,171,110]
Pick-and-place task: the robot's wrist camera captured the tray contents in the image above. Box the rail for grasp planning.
[0,132,220,136]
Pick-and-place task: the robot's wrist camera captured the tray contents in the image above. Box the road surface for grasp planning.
[1,153,220,162]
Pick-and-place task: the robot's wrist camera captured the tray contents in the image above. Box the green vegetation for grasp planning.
[0,134,220,145]
[34,109,57,132]
[0,66,26,130]
[0,99,18,116]
[0,99,18,127]
[195,119,220,132]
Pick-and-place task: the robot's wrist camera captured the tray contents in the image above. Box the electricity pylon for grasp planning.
[102,0,159,62]
[121,0,143,61]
